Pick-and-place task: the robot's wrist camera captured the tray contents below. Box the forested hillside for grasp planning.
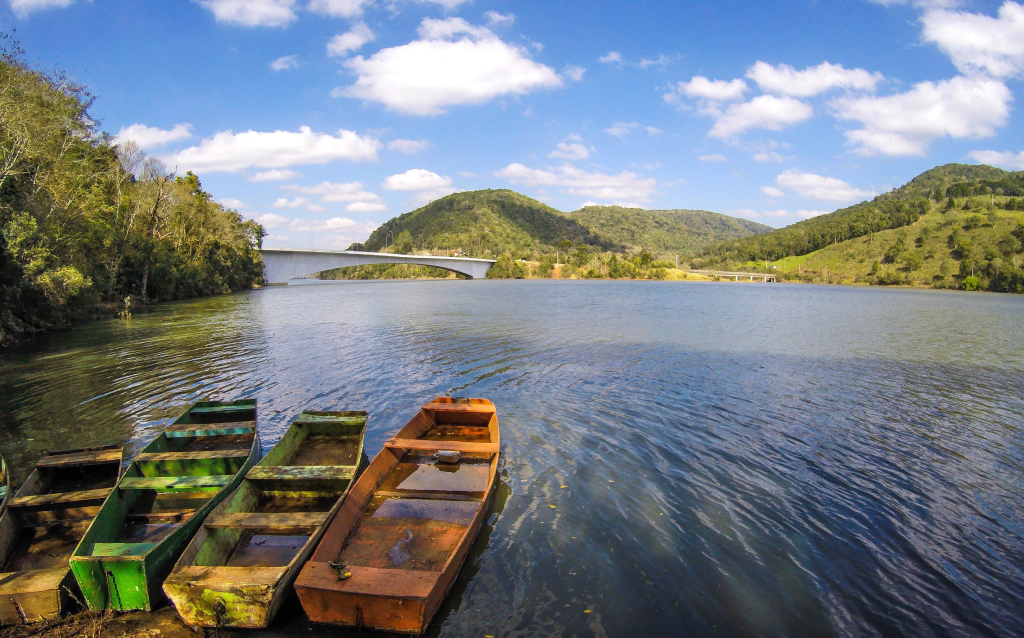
[354,189,769,259]
[689,164,1024,293]
[569,205,770,254]
[0,40,264,346]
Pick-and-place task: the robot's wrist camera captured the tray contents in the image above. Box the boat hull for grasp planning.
[70,400,260,611]
[0,445,123,625]
[163,410,367,628]
[296,397,499,634]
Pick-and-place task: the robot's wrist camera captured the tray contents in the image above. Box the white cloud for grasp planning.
[494,163,657,202]
[549,142,590,160]
[709,95,813,138]
[746,61,883,97]
[563,64,586,82]
[250,169,300,181]
[382,169,457,203]
[413,0,472,8]
[922,2,1024,78]
[605,121,639,138]
[753,150,787,163]
[868,0,959,7]
[699,153,727,162]
[417,16,490,39]
[968,149,1024,170]
[335,18,561,115]
[383,168,451,191]
[387,139,431,154]
[9,0,73,18]
[598,51,622,64]
[485,11,514,26]
[220,198,249,209]
[196,0,297,27]
[327,22,375,56]
[114,123,193,150]
[761,186,785,197]
[284,181,382,203]
[280,216,380,250]
[307,0,371,17]
[775,169,875,202]
[832,75,1012,156]
[273,197,308,209]
[646,127,661,136]
[270,54,300,71]
[164,126,380,172]
[346,201,388,212]
[639,54,672,69]
[674,76,748,101]
[253,212,291,229]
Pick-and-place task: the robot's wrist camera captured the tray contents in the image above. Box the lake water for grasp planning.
[1,280,1023,637]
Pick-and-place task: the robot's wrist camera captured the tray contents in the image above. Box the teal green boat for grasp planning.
[69,400,260,611]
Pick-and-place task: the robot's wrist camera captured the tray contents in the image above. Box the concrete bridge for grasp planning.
[686,269,777,282]
[260,248,496,283]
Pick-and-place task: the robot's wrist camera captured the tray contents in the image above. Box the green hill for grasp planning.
[689,164,1024,293]
[353,189,770,258]
[569,205,770,254]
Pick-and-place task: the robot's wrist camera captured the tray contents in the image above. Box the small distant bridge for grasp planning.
[260,248,496,284]
[687,269,777,282]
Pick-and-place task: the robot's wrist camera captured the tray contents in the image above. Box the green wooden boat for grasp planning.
[69,400,260,612]
[0,445,123,624]
[163,410,367,628]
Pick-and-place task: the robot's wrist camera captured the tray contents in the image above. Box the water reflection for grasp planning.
[1,281,1023,637]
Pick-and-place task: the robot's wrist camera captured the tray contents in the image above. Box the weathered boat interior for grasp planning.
[0,445,122,624]
[296,397,499,634]
[163,410,367,628]
[70,400,258,611]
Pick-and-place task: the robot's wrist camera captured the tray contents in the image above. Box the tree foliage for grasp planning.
[0,39,264,346]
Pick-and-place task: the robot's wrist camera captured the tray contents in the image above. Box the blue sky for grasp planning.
[6,0,1024,249]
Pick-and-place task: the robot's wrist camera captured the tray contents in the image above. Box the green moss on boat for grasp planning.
[69,400,261,612]
[162,410,367,629]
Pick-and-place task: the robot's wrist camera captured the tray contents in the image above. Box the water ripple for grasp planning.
[1,280,1023,637]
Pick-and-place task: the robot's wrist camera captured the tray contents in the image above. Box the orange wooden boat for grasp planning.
[294,397,499,634]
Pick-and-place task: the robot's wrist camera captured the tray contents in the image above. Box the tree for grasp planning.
[0,39,265,345]
[570,244,590,267]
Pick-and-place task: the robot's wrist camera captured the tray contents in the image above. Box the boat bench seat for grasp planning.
[294,414,368,426]
[35,448,121,468]
[205,512,328,534]
[9,487,113,509]
[383,439,499,454]
[189,405,254,416]
[246,466,355,481]
[136,449,250,462]
[85,542,157,557]
[119,475,233,490]
[163,565,288,589]
[422,402,495,415]
[164,421,256,437]
[299,562,440,599]
[0,566,70,595]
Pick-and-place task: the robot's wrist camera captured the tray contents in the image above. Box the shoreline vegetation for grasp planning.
[5,40,1024,350]
[0,38,265,348]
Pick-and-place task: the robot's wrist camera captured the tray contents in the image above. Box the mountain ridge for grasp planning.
[354,189,771,258]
